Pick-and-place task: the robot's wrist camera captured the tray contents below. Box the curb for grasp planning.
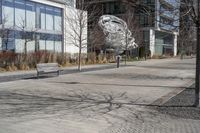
[151,79,195,106]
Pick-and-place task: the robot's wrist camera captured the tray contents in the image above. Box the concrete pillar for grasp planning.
[174,33,178,56]
[149,29,155,57]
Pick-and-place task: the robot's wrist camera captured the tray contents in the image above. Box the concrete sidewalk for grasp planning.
[0,58,188,82]
[0,63,118,82]
[0,58,199,133]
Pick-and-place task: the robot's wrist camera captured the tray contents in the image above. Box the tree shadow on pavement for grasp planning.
[0,88,164,125]
[1,82,198,126]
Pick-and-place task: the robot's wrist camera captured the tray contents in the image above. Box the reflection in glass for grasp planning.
[2,0,14,27]
[46,6,54,30]
[15,0,25,28]
[26,1,36,29]
[39,4,46,29]
[54,8,62,31]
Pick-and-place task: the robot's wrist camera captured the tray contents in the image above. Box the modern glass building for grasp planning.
[153,0,179,56]
[81,0,179,57]
[0,0,80,54]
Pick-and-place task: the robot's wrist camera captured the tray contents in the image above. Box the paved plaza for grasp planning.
[0,58,199,133]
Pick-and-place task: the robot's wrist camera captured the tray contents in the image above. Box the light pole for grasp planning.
[195,0,200,107]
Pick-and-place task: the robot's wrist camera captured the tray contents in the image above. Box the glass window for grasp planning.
[2,30,15,50]
[54,8,62,31]
[46,34,54,51]
[39,4,46,29]
[2,0,14,27]
[39,40,46,50]
[26,1,36,29]
[54,41,61,53]
[139,14,148,27]
[15,31,35,53]
[39,34,46,51]
[15,36,25,53]
[144,31,149,42]
[22,32,35,53]
[27,40,35,52]
[46,6,54,30]
[14,0,25,28]
[54,35,62,52]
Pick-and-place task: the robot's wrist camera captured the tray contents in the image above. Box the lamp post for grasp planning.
[195,0,200,107]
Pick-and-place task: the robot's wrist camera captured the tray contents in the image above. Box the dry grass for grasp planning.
[0,51,115,72]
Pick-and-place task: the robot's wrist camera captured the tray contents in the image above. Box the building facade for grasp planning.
[0,0,87,54]
[178,0,196,55]
[82,0,179,57]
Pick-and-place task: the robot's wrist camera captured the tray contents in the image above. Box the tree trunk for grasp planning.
[78,45,82,71]
[125,32,128,66]
[25,41,27,56]
[195,1,200,107]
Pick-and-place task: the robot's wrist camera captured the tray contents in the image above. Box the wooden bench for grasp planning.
[36,63,61,78]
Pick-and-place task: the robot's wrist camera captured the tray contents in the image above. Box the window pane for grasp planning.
[55,35,62,52]
[27,41,35,52]
[39,5,46,29]
[15,0,25,28]
[46,34,54,51]
[15,31,25,53]
[26,1,36,29]
[39,40,46,50]
[15,39,25,53]
[2,30,15,50]
[39,33,46,50]
[46,6,54,30]
[55,41,61,53]
[54,8,62,31]
[2,0,14,27]
[46,40,54,51]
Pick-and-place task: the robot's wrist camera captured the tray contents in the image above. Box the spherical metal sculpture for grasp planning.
[98,15,138,52]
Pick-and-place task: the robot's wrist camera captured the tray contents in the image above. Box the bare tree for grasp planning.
[64,7,87,71]
[64,1,100,71]
[122,8,143,64]
[178,18,196,59]
[88,24,105,54]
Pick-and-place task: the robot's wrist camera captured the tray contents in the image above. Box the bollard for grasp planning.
[117,56,120,68]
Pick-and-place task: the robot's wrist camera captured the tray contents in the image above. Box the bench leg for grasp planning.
[37,73,39,79]
[57,71,60,76]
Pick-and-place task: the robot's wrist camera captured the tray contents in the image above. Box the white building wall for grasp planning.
[30,0,64,8]
[149,29,155,57]
[64,6,87,55]
[30,0,87,55]
[174,33,178,56]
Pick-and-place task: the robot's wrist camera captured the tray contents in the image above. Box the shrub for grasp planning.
[0,51,113,71]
